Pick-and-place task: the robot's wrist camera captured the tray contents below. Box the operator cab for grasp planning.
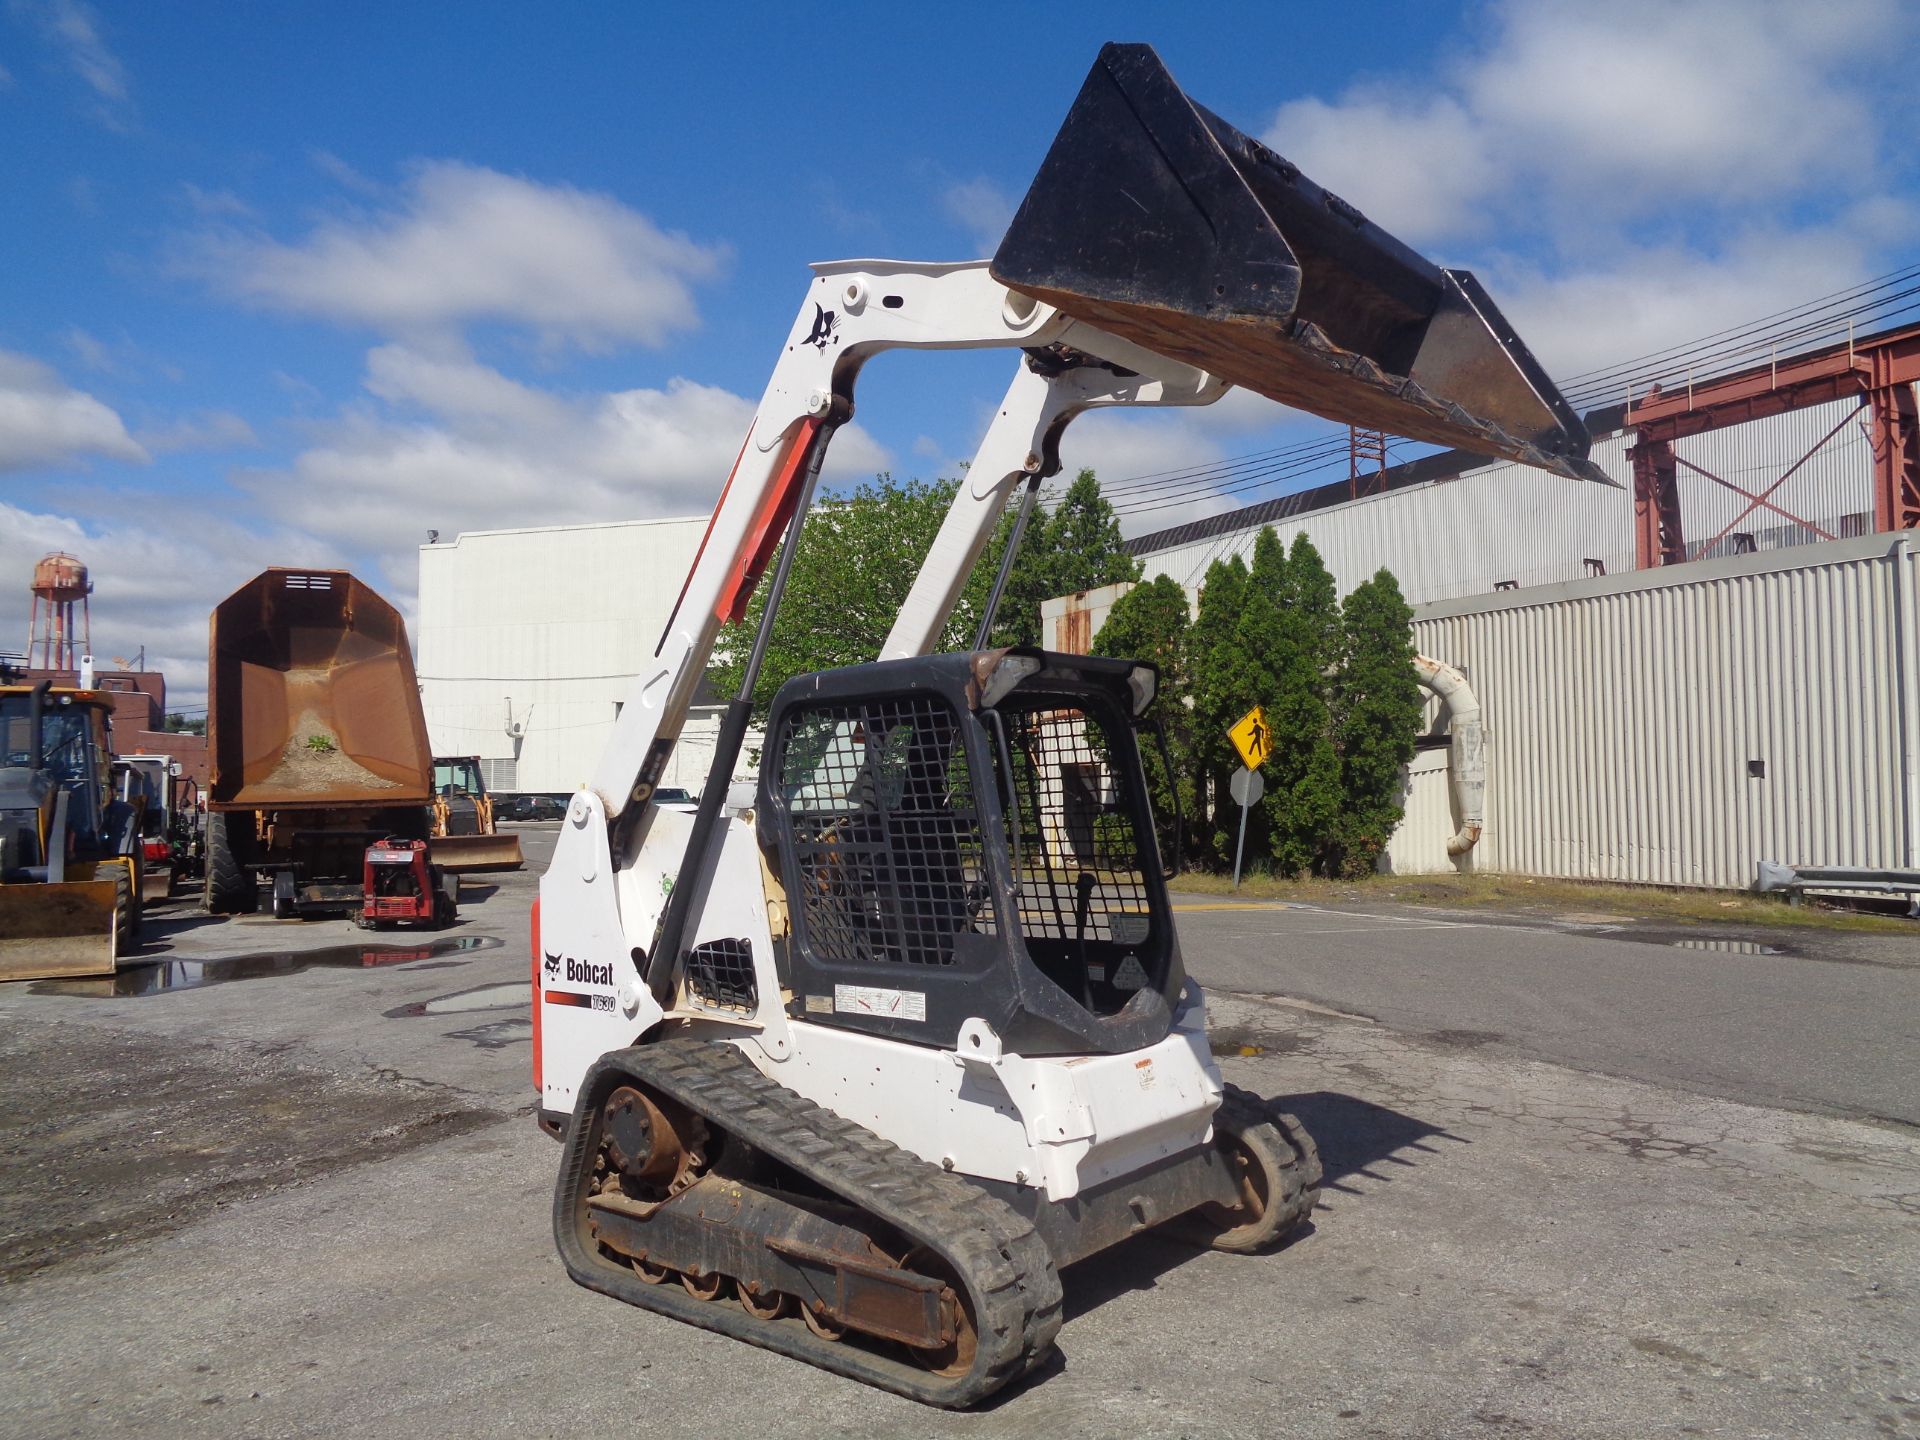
[757,648,1183,1057]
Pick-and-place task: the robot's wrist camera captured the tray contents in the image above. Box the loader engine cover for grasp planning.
[757,649,1183,1056]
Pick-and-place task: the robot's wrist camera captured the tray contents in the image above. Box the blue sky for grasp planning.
[3,1,1915,704]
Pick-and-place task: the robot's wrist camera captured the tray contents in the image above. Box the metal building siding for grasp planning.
[1670,397,1873,551]
[1133,405,1882,606]
[1398,535,1916,888]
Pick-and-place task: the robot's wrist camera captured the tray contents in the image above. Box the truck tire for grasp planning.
[114,863,142,957]
[205,811,257,914]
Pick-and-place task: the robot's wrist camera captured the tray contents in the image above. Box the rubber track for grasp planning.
[553,1037,1064,1408]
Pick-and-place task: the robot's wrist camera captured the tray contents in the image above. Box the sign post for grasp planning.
[1228,764,1265,889]
[1226,706,1272,891]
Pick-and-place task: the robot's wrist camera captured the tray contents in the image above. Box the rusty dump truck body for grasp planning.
[205,569,435,914]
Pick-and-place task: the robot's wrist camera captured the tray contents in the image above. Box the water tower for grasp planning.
[27,551,92,672]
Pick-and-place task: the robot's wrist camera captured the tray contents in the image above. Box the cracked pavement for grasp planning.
[0,834,1914,1438]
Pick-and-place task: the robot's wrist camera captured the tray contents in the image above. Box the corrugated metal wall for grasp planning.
[1137,398,1885,606]
[1386,533,1920,888]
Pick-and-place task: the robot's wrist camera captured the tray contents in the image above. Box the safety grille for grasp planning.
[685,937,757,1011]
[777,696,993,968]
[995,699,1153,953]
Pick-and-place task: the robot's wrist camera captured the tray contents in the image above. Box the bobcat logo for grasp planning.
[542,953,561,981]
[802,303,838,350]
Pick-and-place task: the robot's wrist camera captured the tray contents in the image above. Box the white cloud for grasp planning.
[1495,237,1857,394]
[1265,0,1906,247]
[11,0,131,127]
[180,182,253,219]
[0,347,147,471]
[237,345,890,596]
[183,162,729,352]
[0,494,339,708]
[1247,0,1919,419]
[135,409,256,454]
[1265,93,1499,244]
[941,177,1016,257]
[309,149,383,197]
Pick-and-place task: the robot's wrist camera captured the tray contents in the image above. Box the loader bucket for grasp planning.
[427,833,525,874]
[0,879,117,981]
[993,43,1604,481]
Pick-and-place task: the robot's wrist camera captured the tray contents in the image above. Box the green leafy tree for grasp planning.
[163,713,206,735]
[1186,554,1249,867]
[1091,575,1195,862]
[711,475,994,713]
[1328,569,1422,877]
[987,469,1140,647]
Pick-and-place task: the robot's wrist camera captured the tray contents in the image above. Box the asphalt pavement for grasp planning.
[1172,894,1920,1127]
[0,827,1913,1439]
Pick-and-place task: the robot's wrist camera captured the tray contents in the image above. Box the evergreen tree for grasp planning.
[1187,554,1250,867]
[1248,529,1339,876]
[987,469,1140,647]
[1287,532,1341,675]
[1329,569,1423,877]
[1091,575,1195,862]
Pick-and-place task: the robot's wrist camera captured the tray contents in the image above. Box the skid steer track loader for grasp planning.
[537,44,1598,1407]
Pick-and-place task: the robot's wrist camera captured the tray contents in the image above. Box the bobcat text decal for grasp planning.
[542,952,616,1012]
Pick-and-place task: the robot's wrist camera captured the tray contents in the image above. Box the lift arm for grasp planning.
[587,259,1214,828]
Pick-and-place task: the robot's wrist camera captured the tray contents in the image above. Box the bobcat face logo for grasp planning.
[802,303,838,351]
[542,953,561,981]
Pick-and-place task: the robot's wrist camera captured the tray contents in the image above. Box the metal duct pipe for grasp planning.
[1413,655,1484,858]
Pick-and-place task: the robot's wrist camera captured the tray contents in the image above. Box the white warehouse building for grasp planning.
[415,517,719,798]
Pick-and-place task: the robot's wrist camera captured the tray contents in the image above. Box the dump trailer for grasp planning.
[0,679,143,980]
[428,755,524,873]
[205,568,435,918]
[537,44,1598,1407]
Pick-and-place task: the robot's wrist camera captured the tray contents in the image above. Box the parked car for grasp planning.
[501,794,565,821]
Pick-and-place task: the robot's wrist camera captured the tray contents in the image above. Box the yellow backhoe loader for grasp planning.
[0,678,143,980]
[429,756,525,873]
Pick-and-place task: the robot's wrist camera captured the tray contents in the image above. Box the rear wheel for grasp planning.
[112,863,141,960]
[204,812,256,914]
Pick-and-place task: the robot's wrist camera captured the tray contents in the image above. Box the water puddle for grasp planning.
[31,935,502,997]
[1207,1025,1305,1059]
[1669,938,1787,956]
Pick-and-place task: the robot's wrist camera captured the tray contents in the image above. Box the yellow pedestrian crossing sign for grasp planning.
[1228,705,1272,771]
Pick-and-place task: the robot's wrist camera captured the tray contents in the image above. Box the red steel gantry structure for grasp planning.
[1624,320,1920,569]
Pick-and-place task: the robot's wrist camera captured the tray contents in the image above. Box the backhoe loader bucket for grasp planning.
[427,833,525,874]
[992,43,1605,481]
[0,879,117,981]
